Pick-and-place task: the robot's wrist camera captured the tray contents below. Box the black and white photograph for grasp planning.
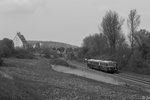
[0,0,150,100]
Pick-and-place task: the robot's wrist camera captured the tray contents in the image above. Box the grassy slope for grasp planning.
[0,58,149,100]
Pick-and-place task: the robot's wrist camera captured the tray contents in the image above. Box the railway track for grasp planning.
[120,73,150,82]
[69,61,150,87]
[115,74,150,87]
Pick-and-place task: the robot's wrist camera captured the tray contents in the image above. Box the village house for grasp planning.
[13,32,28,49]
[32,42,42,49]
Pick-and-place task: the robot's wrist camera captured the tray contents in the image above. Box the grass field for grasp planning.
[0,58,149,100]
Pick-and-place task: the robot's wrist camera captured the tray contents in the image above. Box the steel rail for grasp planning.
[115,74,150,86]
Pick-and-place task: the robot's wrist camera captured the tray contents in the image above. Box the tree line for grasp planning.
[78,9,150,75]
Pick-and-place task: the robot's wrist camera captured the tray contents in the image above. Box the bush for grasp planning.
[127,50,143,71]
[125,50,150,75]
[50,59,69,66]
[0,38,14,57]
[0,57,3,66]
[0,45,11,57]
[136,61,150,75]
[42,48,58,59]
[14,49,35,59]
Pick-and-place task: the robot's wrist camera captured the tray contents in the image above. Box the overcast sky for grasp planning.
[0,0,150,46]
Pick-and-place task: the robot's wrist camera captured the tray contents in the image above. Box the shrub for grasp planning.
[132,61,150,75]
[50,59,69,66]
[125,50,150,75]
[0,45,11,57]
[42,48,58,59]
[0,38,14,57]
[14,49,35,59]
[127,50,143,71]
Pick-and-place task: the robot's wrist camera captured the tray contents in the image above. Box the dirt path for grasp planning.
[52,64,150,93]
[52,65,124,85]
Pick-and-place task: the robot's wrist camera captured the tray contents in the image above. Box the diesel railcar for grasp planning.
[86,59,118,73]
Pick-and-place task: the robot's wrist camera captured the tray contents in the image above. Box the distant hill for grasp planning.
[27,40,78,49]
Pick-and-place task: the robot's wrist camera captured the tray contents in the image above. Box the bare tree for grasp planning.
[101,10,124,53]
[127,9,140,52]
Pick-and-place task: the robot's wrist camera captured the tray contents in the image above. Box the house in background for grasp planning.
[32,42,42,49]
[13,32,28,49]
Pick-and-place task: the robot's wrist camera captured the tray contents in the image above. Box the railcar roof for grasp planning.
[88,59,116,63]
